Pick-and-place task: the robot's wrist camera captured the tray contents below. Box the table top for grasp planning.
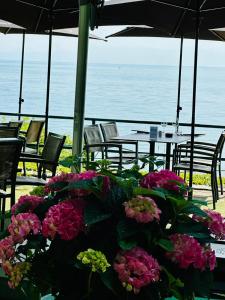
[112,132,204,144]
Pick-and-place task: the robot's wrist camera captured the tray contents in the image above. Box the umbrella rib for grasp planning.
[201,6,225,13]
[34,0,48,32]
[171,0,192,37]
[15,0,49,11]
[106,27,137,38]
[147,0,195,12]
[53,8,79,13]
[199,0,207,10]
[210,30,225,42]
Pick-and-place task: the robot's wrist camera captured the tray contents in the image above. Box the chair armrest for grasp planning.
[187,141,217,147]
[20,130,27,134]
[20,153,41,158]
[20,156,57,165]
[85,143,122,150]
[85,143,123,169]
[108,140,138,146]
[178,144,215,152]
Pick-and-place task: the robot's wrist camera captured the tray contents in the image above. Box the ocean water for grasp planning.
[0,60,225,155]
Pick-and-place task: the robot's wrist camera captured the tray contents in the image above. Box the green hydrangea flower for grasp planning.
[77,248,110,273]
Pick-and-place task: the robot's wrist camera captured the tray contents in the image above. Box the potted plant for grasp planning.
[0,164,224,300]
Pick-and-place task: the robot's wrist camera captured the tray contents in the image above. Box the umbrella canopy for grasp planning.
[0,0,79,32]
[106,25,225,41]
[1,0,225,34]
[0,19,25,33]
[100,0,225,35]
[0,19,105,40]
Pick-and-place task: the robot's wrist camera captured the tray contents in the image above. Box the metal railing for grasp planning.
[1,111,225,161]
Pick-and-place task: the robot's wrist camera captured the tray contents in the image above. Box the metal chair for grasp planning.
[100,121,147,160]
[8,120,23,132]
[0,138,23,230]
[172,131,225,209]
[84,125,136,170]
[185,138,225,196]
[20,120,45,175]
[20,119,45,154]
[16,132,66,186]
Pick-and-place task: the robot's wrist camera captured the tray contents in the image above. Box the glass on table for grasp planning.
[172,122,178,134]
[161,122,167,135]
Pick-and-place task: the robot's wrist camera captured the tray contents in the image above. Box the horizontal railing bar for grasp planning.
[1,111,225,130]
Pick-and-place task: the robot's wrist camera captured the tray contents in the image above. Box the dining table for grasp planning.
[111,131,204,170]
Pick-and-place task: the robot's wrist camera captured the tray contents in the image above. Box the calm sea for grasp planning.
[0,60,225,148]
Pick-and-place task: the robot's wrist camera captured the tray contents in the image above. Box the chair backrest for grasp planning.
[186,131,225,166]
[40,132,66,174]
[9,120,23,131]
[100,122,119,141]
[84,125,103,152]
[214,131,225,160]
[0,138,23,182]
[0,127,19,138]
[26,120,45,144]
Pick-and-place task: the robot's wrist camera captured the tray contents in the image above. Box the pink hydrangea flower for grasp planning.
[11,195,44,215]
[140,170,186,194]
[114,247,160,294]
[8,213,41,243]
[45,171,99,197]
[42,199,84,240]
[204,247,217,271]
[45,172,77,193]
[193,210,225,240]
[0,236,15,262]
[166,234,216,271]
[124,195,161,223]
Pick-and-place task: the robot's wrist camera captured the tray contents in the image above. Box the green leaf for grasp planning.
[157,238,174,252]
[190,198,208,206]
[100,269,120,296]
[84,203,112,226]
[181,204,208,218]
[117,219,138,239]
[65,179,93,191]
[166,195,189,211]
[118,239,137,250]
[133,187,166,199]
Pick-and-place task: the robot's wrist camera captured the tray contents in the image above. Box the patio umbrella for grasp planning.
[0,19,105,139]
[106,25,225,129]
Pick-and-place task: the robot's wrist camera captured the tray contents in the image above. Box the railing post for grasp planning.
[176,35,183,130]
[18,30,26,120]
[189,1,200,199]
[45,14,53,141]
[72,0,91,171]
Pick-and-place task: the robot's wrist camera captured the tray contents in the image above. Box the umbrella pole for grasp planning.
[189,4,200,198]
[176,35,183,130]
[18,30,26,120]
[45,24,53,141]
[72,0,91,171]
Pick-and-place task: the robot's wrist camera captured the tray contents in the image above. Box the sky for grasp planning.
[0,26,225,67]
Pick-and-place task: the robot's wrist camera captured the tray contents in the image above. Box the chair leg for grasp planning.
[214,170,219,201]
[211,172,217,210]
[23,161,26,176]
[1,197,6,231]
[219,164,223,195]
[11,185,16,208]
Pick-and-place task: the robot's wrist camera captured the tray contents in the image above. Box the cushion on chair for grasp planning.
[15,176,46,186]
[173,163,211,173]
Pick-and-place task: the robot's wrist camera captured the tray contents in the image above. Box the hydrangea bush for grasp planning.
[0,168,224,300]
